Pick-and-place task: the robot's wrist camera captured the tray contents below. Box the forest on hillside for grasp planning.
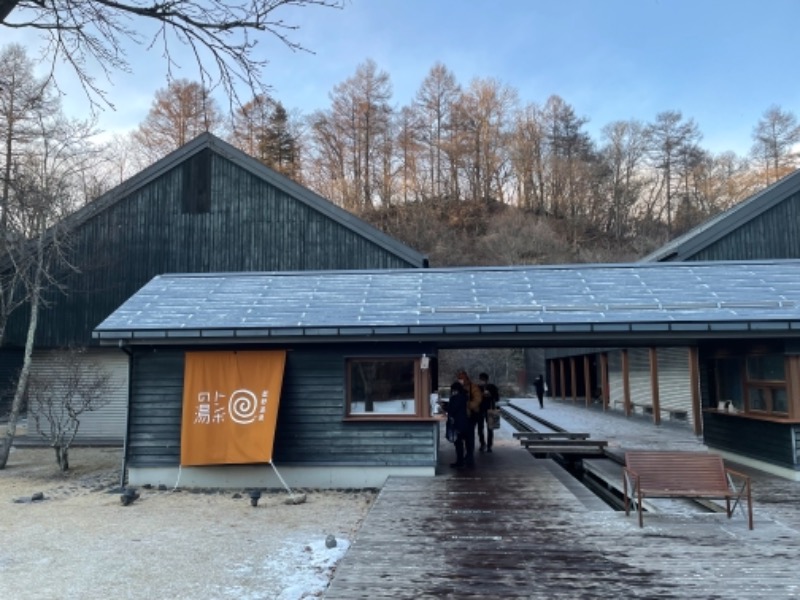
[3,44,800,269]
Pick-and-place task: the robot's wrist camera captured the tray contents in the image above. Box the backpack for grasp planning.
[467,383,482,417]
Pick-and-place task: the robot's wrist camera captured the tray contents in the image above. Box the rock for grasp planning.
[31,492,44,502]
[120,488,140,506]
[325,534,337,548]
[157,484,167,491]
[284,493,307,505]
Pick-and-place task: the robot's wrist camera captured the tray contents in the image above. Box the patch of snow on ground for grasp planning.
[221,535,351,600]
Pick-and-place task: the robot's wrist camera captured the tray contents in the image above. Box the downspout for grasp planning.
[119,341,133,489]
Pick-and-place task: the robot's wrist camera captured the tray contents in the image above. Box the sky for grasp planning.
[4,0,800,156]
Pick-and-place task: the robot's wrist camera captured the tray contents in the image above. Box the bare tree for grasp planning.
[394,106,423,203]
[0,0,344,111]
[0,114,92,470]
[28,347,111,471]
[509,102,547,213]
[132,79,223,163]
[599,120,647,241]
[0,44,60,234]
[413,63,461,201]
[451,78,517,205]
[309,59,393,211]
[750,105,800,185]
[645,110,701,236]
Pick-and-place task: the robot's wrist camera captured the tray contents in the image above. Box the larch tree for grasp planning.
[311,59,393,212]
[132,79,223,163]
[451,78,517,205]
[230,94,275,159]
[0,0,344,111]
[413,63,461,201]
[750,105,800,185]
[645,110,701,236]
[394,105,423,203]
[509,102,547,213]
[0,44,59,235]
[540,94,595,245]
[599,119,648,241]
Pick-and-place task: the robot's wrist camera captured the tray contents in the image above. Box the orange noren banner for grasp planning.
[180,351,286,466]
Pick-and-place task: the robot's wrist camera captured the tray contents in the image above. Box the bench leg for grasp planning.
[637,490,644,527]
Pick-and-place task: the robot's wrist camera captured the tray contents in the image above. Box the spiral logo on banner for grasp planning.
[229,389,258,424]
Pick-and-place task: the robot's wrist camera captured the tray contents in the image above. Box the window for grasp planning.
[713,354,788,416]
[714,358,744,412]
[346,357,429,418]
[745,355,787,415]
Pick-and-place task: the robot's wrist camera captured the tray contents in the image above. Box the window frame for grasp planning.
[344,356,432,421]
[712,352,791,417]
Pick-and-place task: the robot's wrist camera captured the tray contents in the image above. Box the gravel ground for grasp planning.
[0,445,375,600]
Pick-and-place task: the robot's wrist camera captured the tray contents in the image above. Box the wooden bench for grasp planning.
[623,451,753,529]
[513,432,591,441]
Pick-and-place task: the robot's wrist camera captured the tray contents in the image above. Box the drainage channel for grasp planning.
[500,402,723,515]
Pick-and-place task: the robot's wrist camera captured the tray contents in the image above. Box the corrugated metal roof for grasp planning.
[94,260,800,346]
[641,169,800,262]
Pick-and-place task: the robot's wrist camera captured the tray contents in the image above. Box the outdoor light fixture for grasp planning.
[421,354,430,370]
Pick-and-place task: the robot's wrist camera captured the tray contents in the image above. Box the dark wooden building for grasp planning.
[94,262,800,488]
[1,133,426,437]
[542,169,800,479]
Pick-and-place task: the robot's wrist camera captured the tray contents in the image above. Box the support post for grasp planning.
[649,347,661,426]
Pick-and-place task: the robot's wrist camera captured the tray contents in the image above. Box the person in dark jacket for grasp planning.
[534,374,545,409]
[446,380,474,469]
[477,372,499,452]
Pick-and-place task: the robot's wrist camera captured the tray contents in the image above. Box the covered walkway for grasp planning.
[325,399,800,599]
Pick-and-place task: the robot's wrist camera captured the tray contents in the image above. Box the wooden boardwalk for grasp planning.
[325,424,800,599]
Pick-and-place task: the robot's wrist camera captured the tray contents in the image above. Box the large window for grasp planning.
[346,357,429,418]
[713,354,788,416]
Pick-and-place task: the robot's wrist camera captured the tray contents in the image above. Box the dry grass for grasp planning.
[0,446,375,600]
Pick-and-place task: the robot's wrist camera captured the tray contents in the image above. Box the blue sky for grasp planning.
[5,0,800,155]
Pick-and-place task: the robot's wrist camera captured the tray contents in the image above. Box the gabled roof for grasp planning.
[641,169,800,262]
[60,132,427,267]
[94,260,800,348]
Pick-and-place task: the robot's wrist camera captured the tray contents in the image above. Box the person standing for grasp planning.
[456,370,480,467]
[477,372,499,452]
[445,380,472,469]
[534,374,545,409]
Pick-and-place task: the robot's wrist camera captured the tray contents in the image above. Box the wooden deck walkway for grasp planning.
[325,422,800,599]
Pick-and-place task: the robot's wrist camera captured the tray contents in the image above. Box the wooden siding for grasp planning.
[703,411,799,468]
[27,349,128,442]
[127,346,438,469]
[5,151,421,349]
[689,189,800,261]
[127,350,184,466]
